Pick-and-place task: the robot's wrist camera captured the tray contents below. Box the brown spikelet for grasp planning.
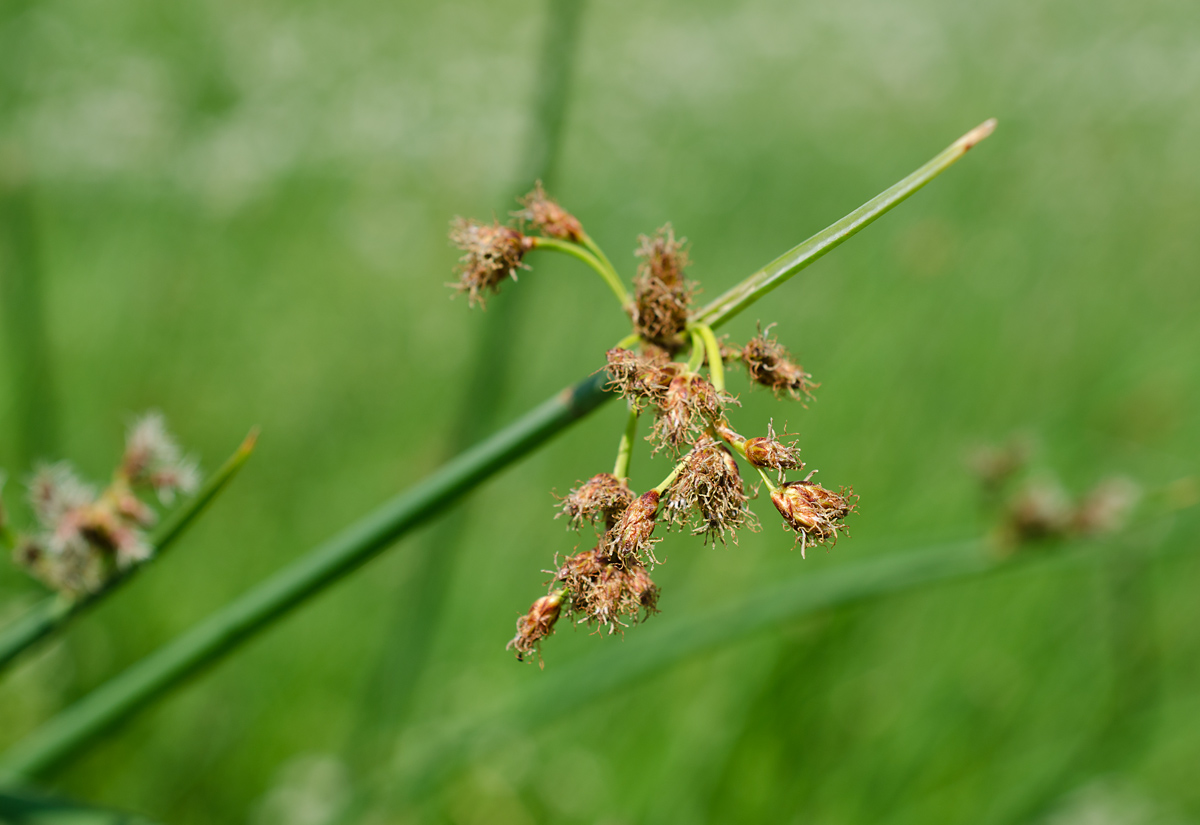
[742,324,817,402]
[448,218,534,308]
[631,225,693,350]
[514,182,583,241]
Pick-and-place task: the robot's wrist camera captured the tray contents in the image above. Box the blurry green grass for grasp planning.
[1,0,1198,822]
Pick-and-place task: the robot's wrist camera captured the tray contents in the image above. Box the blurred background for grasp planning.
[1,0,1198,821]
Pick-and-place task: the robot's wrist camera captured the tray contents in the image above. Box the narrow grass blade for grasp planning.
[0,430,258,673]
[693,119,997,330]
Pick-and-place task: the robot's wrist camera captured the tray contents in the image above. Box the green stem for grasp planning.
[612,406,639,479]
[0,430,258,675]
[691,322,725,392]
[614,333,640,350]
[692,120,996,330]
[579,232,624,292]
[0,122,996,781]
[652,460,687,495]
[532,236,632,310]
[685,329,706,373]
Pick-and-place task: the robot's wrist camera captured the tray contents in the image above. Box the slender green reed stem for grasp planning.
[579,232,624,291]
[613,406,639,479]
[691,322,725,391]
[0,122,994,782]
[532,236,631,309]
[693,119,996,330]
[686,329,706,373]
[0,431,258,674]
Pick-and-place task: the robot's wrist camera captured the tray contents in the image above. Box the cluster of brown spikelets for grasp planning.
[2,412,199,596]
[449,185,858,665]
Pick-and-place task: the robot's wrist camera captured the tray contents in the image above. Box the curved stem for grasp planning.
[532,236,631,310]
[579,232,624,292]
[685,330,706,374]
[612,406,639,480]
[691,322,725,392]
[652,460,687,495]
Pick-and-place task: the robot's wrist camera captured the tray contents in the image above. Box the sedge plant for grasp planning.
[0,119,997,783]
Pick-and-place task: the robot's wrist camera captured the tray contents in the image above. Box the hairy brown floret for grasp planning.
[741,325,817,402]
[448,218,533,308]
[743,421,804,479]
[604,348,680,411]
[664,436,754,546]
[557,472,634,531]
[631,225,693,350]
[555,548,659,633]
[601,490,661,566]
[514,182,583,241]
[507,591,564,665]
[649,373,730,455]
[770,481,856,557]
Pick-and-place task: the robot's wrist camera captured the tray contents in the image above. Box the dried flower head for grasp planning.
[631,225,693,350]
[448,218,534,308]
[742,325,817,402]
[507,591,564,666]
[1001,478,1073,545]
[770,480,856,557]
[122,412,200,504]
[649,373,729,455]
[604,347,679,410]
[1072,477,1140,536]
[515,181,583,241]
[744,421,804,476]
[557,472,634,531]
[11,414,201,596]
[602,490,661,566]
[664,436,753,546]
[554,548,659,634]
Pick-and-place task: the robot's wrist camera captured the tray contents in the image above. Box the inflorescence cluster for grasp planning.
[449,185,858,664]
[1,412,199,596]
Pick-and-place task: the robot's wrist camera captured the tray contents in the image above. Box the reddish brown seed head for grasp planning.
[604,348,680,410]
[770,481,856,557]
[514,182,583,241]
[650,373,728,455]
[744,426,804,472]
[448,218,534,308]
[741,326,817,402]
[507,591,565,664]
[557,472,634,530]
[603,490,661,566]
[631,225,693,350]
[664,436,753,546]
